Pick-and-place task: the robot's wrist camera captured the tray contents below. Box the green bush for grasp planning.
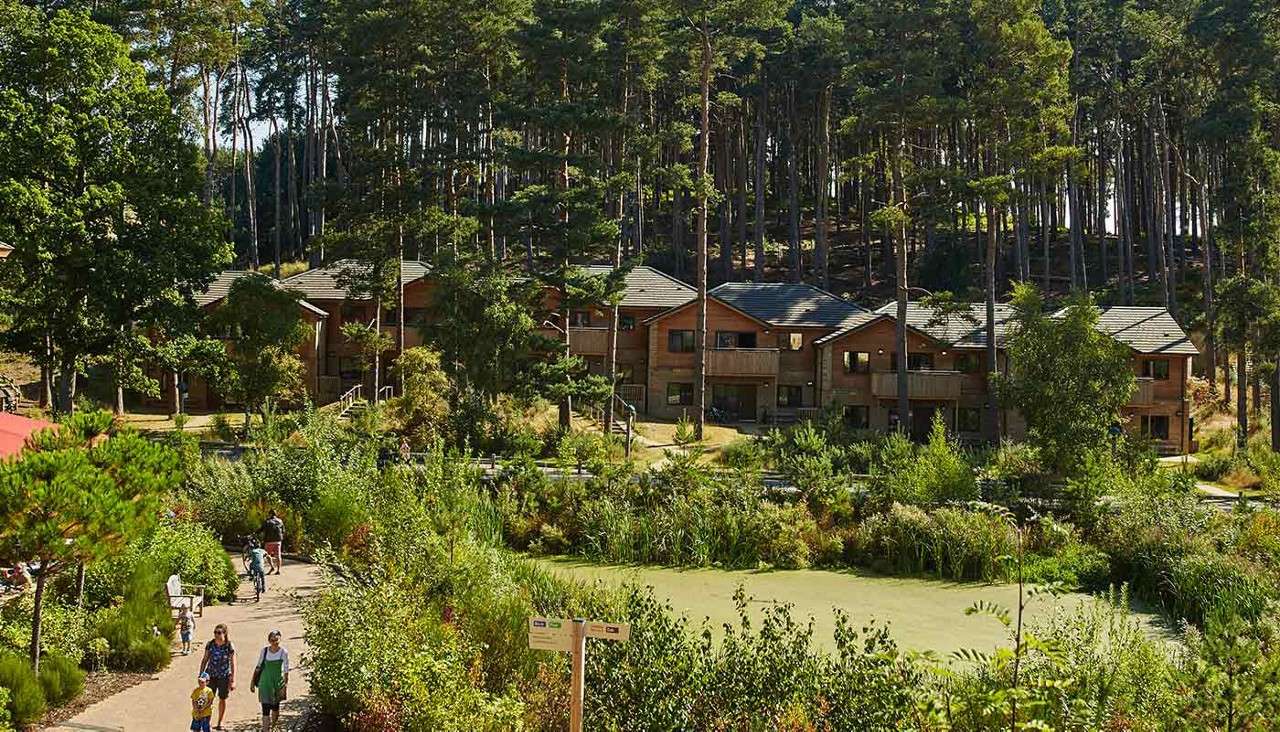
[85,520,238,606]
[1023,542,1111,590]
[305,482,372,550]
[37,652,84,707]
[1193,452,1236,483]
[876,417,977,505]
[92,563,174,672]
[0,652,45,726]
[0,686,10,731]
[1167,552,1275,625]
[186,457,257,540]
[858,503,1014,582]
[0,597,94,667]
[720,437,766,471]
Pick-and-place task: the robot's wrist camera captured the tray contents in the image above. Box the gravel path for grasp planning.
[46,558,321,732]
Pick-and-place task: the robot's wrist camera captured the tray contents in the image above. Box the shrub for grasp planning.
[761,504,814,569]
[876,417,977,505]
[92,563,174,672]
[0,652,45,726]
[720,437,766,471]
[1166,552,1275,624]
[1193,451,1236,483]
[37,652,84,707]
[85,520,238,606]
[0,687,9,731]
[0,597,93,666]
[185,457,257,540]
[305,482,372,550]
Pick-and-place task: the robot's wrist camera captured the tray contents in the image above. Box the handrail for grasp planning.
[337,384,362,415]
[707,346,780,353]
[376,385,394,402]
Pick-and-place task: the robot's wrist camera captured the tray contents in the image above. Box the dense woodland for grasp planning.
[2,0,1279,439]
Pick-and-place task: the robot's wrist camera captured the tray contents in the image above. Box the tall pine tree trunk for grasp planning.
[693,18,712,440]
[815,86,832,290]
[753,76,767,283]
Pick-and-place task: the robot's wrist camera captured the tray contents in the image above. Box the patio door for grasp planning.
[711,383,757,421]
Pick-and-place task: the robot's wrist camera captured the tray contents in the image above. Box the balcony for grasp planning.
[705,347,779,377]
[870,370,964,400]
[1129,377,1156,406]
[537,326,611,356]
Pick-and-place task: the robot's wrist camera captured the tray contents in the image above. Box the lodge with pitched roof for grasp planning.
[177,261,1197,453]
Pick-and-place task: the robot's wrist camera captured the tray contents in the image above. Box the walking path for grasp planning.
[48,558,320,732]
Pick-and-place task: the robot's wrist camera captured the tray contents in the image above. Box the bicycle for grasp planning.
[241,536,256,575]
[251,565,266,602]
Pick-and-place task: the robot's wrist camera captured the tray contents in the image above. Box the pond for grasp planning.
[537,558,1176,657]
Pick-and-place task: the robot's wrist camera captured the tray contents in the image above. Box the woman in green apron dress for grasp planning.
[251,630,289,732]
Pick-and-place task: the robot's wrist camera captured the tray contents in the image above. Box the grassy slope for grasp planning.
[538,558,1174,657]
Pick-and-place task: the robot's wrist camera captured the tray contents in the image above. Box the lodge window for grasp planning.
[1141,415,1170,440]
[955,353,980,374]
[780,333,804,351]
[778,385,803,407]
[715,331,757,348]
[1143,359,1170,380]
[890,352,936,371]
[570,310,591,327]
[667,382,694,406]
[957,407,981,433]
[668,329,695,353]
[620,315,636,331]
[843,351,870,374]
[340,304,365,323]
[844,405,870,429]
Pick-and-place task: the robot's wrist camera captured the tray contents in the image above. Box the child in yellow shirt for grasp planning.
[191,672,214,732]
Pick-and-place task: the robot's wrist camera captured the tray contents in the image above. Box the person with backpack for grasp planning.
[260,510,284,574]
[250,630,289,732]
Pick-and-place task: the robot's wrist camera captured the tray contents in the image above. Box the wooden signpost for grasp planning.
[529,616,631,732]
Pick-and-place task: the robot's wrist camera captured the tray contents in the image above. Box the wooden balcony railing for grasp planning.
[870,370,964,400]
[1129,377,1156,406]
[705,347,780,377]
[569,327,610,355]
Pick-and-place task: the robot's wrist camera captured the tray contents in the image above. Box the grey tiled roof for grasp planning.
[282,259,431,301]
[812,311,888,345]
[873,301,1015,348]
[195,270,255,307]
[196,270,328,318]
[1073,306,1199,355]
[709,282,868,328]
[581,265,696,309]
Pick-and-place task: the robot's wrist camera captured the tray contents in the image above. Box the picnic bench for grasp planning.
[165,574,204,617]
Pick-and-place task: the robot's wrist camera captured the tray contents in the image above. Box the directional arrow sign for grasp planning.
[528,617,573,652]
[584,621,631,642]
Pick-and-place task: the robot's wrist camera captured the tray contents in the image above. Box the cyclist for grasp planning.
[247,539,268,597]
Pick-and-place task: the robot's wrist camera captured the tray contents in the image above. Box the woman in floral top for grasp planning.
[197,624,236,730]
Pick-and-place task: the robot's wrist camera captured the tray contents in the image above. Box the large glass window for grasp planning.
[778,385,803,407]
[666,382,694,405]
[570,310,591,327]
[779,333,804,351]
[715,331,757,348]
[955,353,980,373]
[619,314,636,331]
[1141,415,1170,440]
[668,330,695,353]
[1143,359,1170,380]
[843,351,870,374]
[957,407,981,433]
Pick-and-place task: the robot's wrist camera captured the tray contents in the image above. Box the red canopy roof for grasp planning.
[0,412,56,459]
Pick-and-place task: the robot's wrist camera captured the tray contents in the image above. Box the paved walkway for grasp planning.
[49,559,320,732]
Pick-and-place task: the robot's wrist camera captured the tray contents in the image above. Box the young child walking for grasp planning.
[179,607,196,655]
[190,672,215,732]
